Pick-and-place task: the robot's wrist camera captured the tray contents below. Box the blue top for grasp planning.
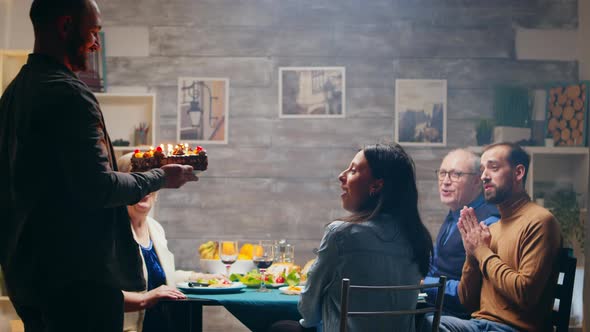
[140,240,168,332]
[299,215,422,332]
[424,194,499,317]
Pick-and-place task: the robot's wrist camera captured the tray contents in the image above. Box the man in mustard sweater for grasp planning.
[423,142,561,332]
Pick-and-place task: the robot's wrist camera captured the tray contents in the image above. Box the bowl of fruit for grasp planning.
[198,241,256,274]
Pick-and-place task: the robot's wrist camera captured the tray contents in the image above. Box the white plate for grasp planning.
[279,286,303,295]
[177,282,245,294]
[268,283,287,288]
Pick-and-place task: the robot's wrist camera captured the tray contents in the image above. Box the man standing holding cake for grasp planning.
[0,0,197,331]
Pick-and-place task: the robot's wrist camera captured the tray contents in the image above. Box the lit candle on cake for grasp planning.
[129,142,208,172]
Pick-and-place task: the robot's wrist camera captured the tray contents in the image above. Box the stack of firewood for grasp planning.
[547,83,587,146]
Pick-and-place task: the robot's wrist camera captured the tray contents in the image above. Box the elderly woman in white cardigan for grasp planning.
[118,153,219,332]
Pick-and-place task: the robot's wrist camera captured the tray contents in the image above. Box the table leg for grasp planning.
[189,302,203,332]
[164,300,204,332]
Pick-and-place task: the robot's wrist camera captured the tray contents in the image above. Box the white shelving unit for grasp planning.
[526,147,589,208]
[94,93,157,155]
[0,49,29,94]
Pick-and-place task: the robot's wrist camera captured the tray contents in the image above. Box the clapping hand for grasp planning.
[457,207,491,258]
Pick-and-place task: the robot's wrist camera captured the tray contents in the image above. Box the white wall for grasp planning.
[0,0,9,48]
[516,29,578,61]
[102,26,149,57]
[5,0,33,50]
[515,3,589,80]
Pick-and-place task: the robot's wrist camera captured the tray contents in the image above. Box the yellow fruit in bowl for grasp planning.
[221,242,237,255]
[239,243,254,258]
[214,253,220,259]
[198,241,217,259]
[253,245,264,258]
[238,254,250,260]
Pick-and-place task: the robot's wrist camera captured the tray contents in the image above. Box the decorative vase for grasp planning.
[134,130,148,146]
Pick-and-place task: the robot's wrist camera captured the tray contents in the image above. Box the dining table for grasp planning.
[161,286,302,332]
[162,284,430,332]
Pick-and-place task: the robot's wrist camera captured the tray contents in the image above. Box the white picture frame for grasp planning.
[279,67,346,118]
[395,79,447,146]
[177,77,229,144]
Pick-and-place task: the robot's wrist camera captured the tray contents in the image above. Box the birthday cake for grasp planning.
[131,144,208,172]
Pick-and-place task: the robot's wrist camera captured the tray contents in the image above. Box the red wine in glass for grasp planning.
[253,259,273,269]
[222,258,237,265]
[219,241,238,277]
[253,240,275,292]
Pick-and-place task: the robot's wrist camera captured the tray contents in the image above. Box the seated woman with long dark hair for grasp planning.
[272,143,433,332]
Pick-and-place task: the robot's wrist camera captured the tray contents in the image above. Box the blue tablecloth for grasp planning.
[186,288,301,332]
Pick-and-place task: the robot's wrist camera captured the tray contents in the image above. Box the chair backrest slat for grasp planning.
[339,276,447,332]
[349,282,444,291]
[348,307,439,317]
[552,248,576,332]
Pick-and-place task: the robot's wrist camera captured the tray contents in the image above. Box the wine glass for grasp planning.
[252,240,275,292]
[219,240,238,278]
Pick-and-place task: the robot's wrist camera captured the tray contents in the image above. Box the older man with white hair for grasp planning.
[423,149,499,317]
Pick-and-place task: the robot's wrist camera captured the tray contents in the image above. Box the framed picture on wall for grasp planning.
[177,77,229,144]
[395,79,447,146]
[78,31,106,92]
[279,67,345,118]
